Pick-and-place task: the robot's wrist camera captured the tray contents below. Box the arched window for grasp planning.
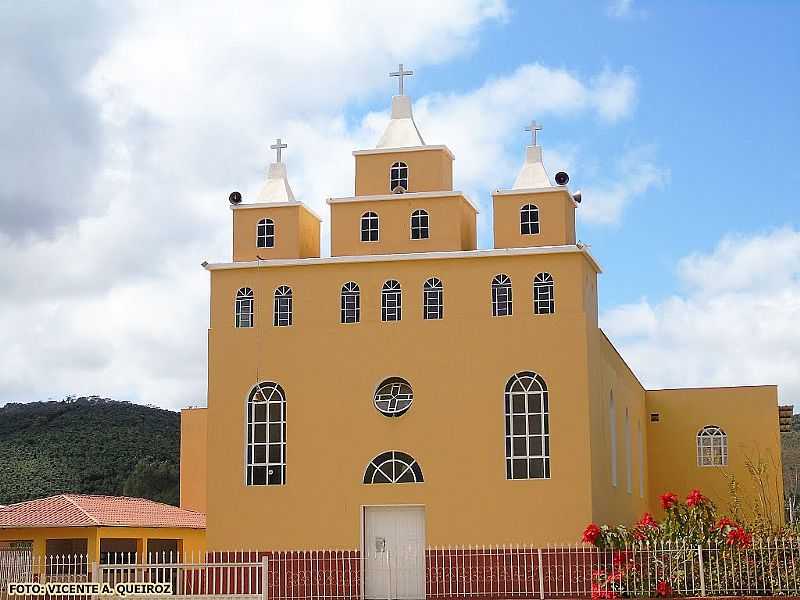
[361,212,379,242]
[273,285,292,327]
[520,204,539,235]
[410,209,429,240]
[381,280,402,322]
[373,377,413,417]
[697,425,727,467]
[609,391,617,487]
[390,162,408,193]
[235,287,254,328]
[363,451,423,484]
[491,274,512,317]
[423,277,443,320]
[256,218,275,248]
[534,272,555,314]
[246,382,286,486]
[504,371,550,480]
[340,282,360,324]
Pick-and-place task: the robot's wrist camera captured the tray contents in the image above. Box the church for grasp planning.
[180,65,783,560]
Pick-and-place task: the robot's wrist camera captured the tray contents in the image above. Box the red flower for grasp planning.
[660,492,679,510]
[726,526,753,548]
[591,583,618,599]
[686,489,706,507]
[714,517,737,530]
[637,512,659,528]
[656,580,673,597]
[582,523,602,545]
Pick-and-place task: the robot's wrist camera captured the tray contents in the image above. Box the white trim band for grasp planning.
[327,190,479,214]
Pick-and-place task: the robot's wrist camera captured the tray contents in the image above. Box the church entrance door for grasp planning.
[363,505,425,600]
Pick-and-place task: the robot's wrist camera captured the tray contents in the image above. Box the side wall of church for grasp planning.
[646,386,783,523]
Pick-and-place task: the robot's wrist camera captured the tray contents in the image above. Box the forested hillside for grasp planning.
[0,397,179,505]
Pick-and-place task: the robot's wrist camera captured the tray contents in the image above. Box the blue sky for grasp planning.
[0,0,798,408]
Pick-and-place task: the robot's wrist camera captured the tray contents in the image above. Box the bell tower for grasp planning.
[231,139,321,262]
[492,121,577,249]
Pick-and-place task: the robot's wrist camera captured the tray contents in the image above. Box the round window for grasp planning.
[373,377,413,417]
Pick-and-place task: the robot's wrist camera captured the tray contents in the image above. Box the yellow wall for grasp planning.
[181,407,208,513]
[646,386,783,520]
[354,147,453,196]
[205,251,598,549]
[493,189,576,249]
[329,194,477,257]
[0,526,205,561]
[232,204,320,262]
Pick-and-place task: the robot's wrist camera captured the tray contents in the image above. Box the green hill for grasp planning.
[0,396,180,506]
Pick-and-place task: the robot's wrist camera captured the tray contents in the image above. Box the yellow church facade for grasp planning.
[181,71,783,554]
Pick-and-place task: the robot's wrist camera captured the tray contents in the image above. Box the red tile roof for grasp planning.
[0,495,205,529]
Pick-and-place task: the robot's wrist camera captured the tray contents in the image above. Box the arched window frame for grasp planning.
[390,161,409,193]
[273,285,293,327]
[381,280,402,322]
[423,277,443,320]
[363,451,423,484]
[520,204,540,235]
[410,209,429,240]
[697,425,728,467]
[504,371,550,480]
[534,272,555,315]
[246,382,286,486]
[340,282,360,324]
[491,274,513,317]
[235,287,254,328]
[373,377,413,417]
[256,218,275,248]
[360,212,379,242]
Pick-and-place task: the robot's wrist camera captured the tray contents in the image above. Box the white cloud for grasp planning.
[601,227,800,404]
[606,0,644,20]
[0,1,661,410]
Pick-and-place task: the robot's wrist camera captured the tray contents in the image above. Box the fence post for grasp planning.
[697,545,706,597]
[91,561,99,600]
[537,548,544,600]
[262,556,269,600]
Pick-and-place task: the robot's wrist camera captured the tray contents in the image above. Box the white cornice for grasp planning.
[230,201,323,222]
[326,190,479,213]
[203,244,602,273]
[493,186,578,207]
[352,145,455,160]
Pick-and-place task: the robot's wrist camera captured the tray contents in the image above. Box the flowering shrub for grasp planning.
[583,489,764,597]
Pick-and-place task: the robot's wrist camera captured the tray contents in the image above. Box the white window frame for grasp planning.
[520,204,540,235]
[360,212,379,242]
[610,391,617,487]
[363,451,423,484]
[273,285,292,327]
[504,371,550,480]
[373,377,413,417]
[534,272,555,315]
[410,209,429,240]
[256,218,275,248]
[245,381,286,486]
[423,277,443,320]
[235,287,254,328]
[697,425,728,467]
[390,161,409,193]
[381,280,402,322]
[491,274,513,317]
[340,282,360,324]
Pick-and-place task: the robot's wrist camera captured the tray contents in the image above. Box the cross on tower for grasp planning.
[389,63,414,96]
[270,138,287,163]
[524,121,542,146]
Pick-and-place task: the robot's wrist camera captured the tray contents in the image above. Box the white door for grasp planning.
[363,506,425,600]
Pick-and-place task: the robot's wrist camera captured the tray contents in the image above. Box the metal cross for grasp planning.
[525,121,542,146]
[389,63,414,95]
[270,138,287,163]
